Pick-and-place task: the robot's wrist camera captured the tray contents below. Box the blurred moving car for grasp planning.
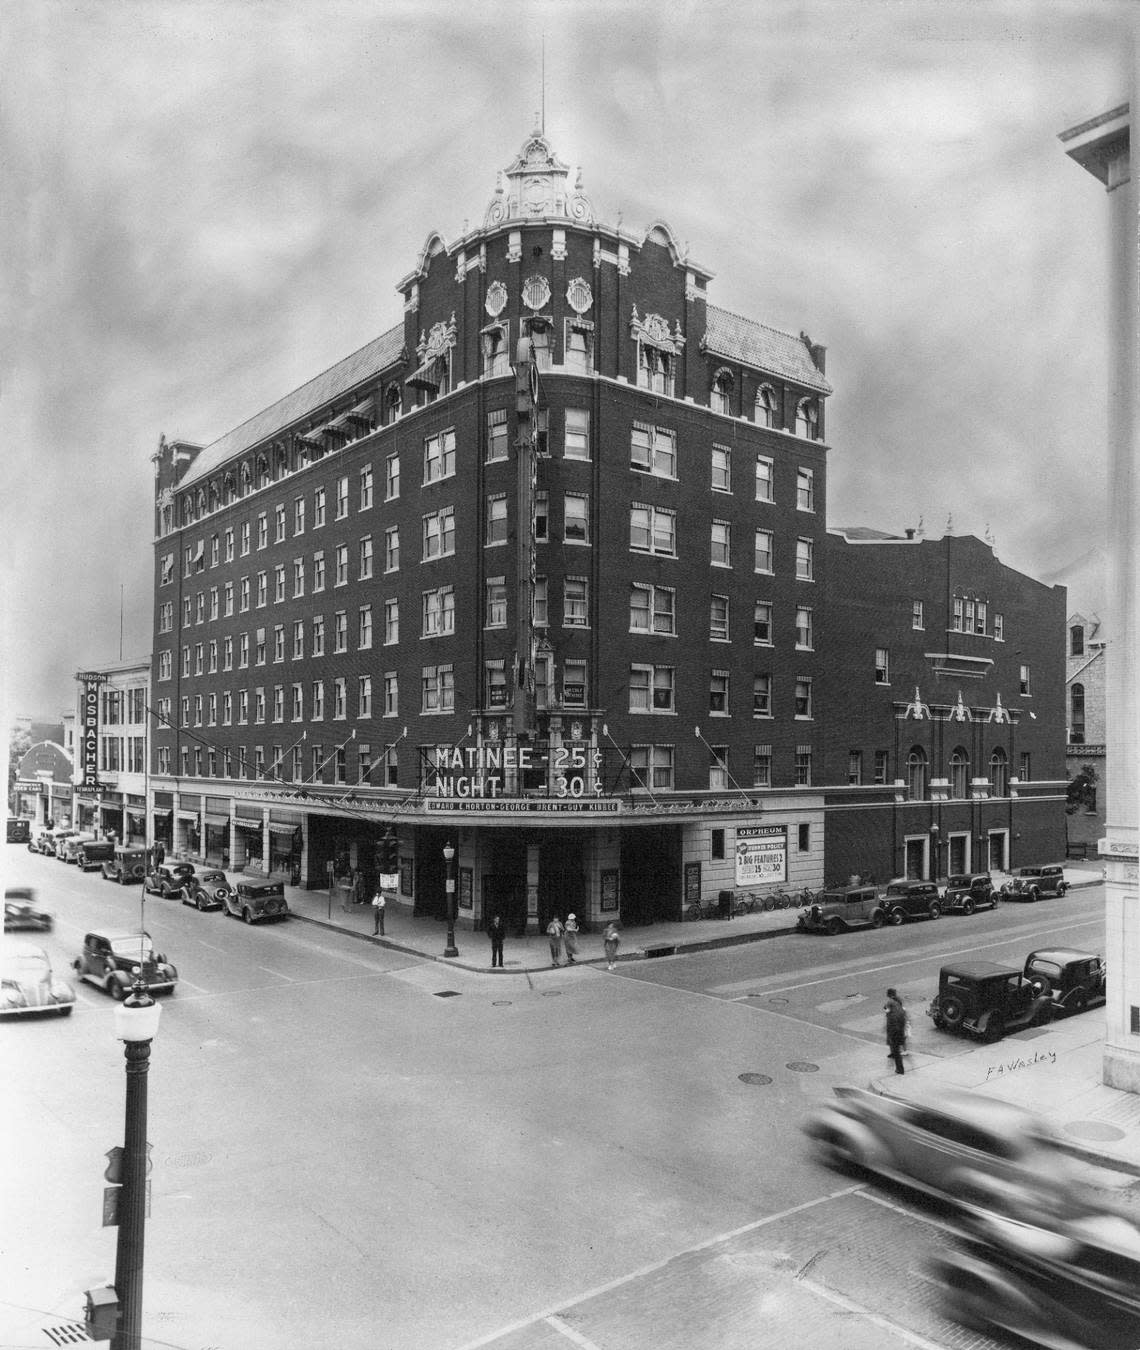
[0,944,76,1016]
[180,869,232,911]
[940,873,997,915]
[1025,948,1107,1015]
[72,930,178,1000]
[933,1209,1140,1349]
[101,845,149,885]
[4,888,53,932]
[804,1084,1085,1217]
[220,877,289,924]
[927,961,1054,1041]
[1000,864,1069,901]
[144,861,196,898]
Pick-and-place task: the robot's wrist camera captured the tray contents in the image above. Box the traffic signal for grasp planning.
[382,830,398,872]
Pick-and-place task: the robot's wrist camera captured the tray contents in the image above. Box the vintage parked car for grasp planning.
[927,961,1054,1041]
[220,877,289,924]
[7,817,31,843]
[41,829,79,858]
[0,944,75,1017]
[102,845,149,885]
[933,1209,1140,1349]
[75,838,116,872]
[1000,864,1069,901]
[59,833,98,864]
[941,872,997,915]
[144,861,197,898]
[4,887,53,932]
[1024,948,1107,1015]
[881,880,943,924]
[180,869,233,912]
[804,1084,1086,1217]
[796,884,886,935]
[72,930,178,1000]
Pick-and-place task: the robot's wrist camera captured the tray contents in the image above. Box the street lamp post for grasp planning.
[928,823,940,883]
[442,841,458,957]
[112,979,162,1350]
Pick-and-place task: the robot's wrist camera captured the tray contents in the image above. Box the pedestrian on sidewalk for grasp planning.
[884,987,907,1074]
[546,915,565,967]
[564,913,580,964]
[488,913,506,968]
[371,889,386,936]
[603,921,621,971]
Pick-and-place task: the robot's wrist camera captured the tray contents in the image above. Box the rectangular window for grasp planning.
[358,604,372,649]
[629,664,675,713]
[753,673,772,717]
[240,521,250,555]
[275,503,286,542]
[255,627,266,665]
[358,675,372,719]
[223,527,234,562]
[711,444,731,492]
[222,692,232,726]
[333,544,348,587]
[291,684,303,721]
[564,577,589,627]
[533,577,548,627]
[160,554,174,586]
[709,671,729,715]
[194,643,204,675]
[875,647,890,683]
[874,750,889,784]
[1019,664,1031,696]
[636,345,674,396]
[562,659,586,707]
[564,493,589,543]
[486,495,508,546]
[273,686,284,722]
[209,587,219,620]
[385,453,400,500]
[360,465,373,510]
[424,428,456,484]
[311,680,324,720]
[975,600,988,635]
[755,529,774,574]
[630,504,676,556]
[312,615,325,657]
[238,690,249,723]
[565,408,590,459]
[848,750,863,785]
[384,673,398,716]
[709,745,729,790]
[385,527,399,572]
[532,490,548,542]
[753,745,772,788]
[208,639,218,672]
[422,586,455,637]
[630,423,676,477]
[1019,752,1031,781]
[314,487,326,528]
[193,694,203,726]
[196,591,205,624]
[711,520,731,566]
[795,678,813,719]
[158,600,173,633]
[273,625,284,662]
[183,596,192,627]
[755,456,774,503]
[181,645,191,677]
[422,507,456,560]
[798,823,810,853]
[333,611,348,653]
[565,323,592,373]
[294,497,305,535]
[421,664,455,713]
[257,513,268,549]
[796,468,815,512]
[384,599,399,645]
[274,564,286,602]
[994,613,1005,641]
[795,606,813,649]
[485,577,507,627]
[292,620,304,660]
[630,583,675,635]
[630,744,674,790]
[359,536,373,580]
[240,576,251,611]
[754,601,772,645]
[333,677,347,719]
[223,636,233,670]
[952,597,964,632]
[293,558,305,597]
[224,581,234,616]
[486,409,509,463]
[912,599,924,630]
[795,746,812,786]
[482,322,510,377]
[710,595,729,641]
[256,572,268,606]
[796,537,814,580]
[238,634,249,668]
[485,662,508,709]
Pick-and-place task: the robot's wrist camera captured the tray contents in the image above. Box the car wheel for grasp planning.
[961,898,975,916]
[58,1005,73,1017]
[1035,1000,1054,1026]
[825,916,843,936]
[889,907,905,926]
[1029,887,1041,902]
[109,978,126,1002]
[982,1011,1006,1043]
[816,1134,859,1173]
[870,909,885,928]
[939,995,966,1028]
[197,897,207,911]
[928,901,942,920]
[1070,990,1088,1015]
[243,908,254,924]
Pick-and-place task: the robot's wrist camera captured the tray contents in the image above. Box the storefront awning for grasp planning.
[204,813,229,827]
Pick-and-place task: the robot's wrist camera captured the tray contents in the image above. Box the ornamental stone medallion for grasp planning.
[566,276,593,314]
[485,279,508,318]
[522,274,552,311]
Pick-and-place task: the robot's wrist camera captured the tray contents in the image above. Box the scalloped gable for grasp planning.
[180,324,405,489]
[704,305,832,395]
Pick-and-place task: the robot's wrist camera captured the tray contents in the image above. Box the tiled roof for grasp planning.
[830,526,907,542]
[703,305,832,394]
[181,324,405,487]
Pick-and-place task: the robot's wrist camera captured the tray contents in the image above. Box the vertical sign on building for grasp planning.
[512,336,539,735]
[75,671,107,791]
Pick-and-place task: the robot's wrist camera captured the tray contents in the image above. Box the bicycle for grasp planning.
[733,892,759,916]
[684,900,706,921]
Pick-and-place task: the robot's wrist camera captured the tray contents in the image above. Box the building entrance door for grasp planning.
[988,830,1008,871]
[948,832,969,875]
[904,837,926,880]
[538,837,586,930]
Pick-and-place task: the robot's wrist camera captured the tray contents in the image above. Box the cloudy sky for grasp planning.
[0,0,1130,722]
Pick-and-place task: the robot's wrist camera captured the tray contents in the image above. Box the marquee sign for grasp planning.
[75,671,107,790]
[426,743,607,802]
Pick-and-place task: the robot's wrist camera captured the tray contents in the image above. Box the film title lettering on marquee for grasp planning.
[75,670,108,791]
[735,824,787,887]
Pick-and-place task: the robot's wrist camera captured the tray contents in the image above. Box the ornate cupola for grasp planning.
[483,122,595,227]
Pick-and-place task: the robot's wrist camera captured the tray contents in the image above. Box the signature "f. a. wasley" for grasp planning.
[985,1048,1057,1080]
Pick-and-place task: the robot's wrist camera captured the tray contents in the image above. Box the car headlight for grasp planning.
[130,964,142,976]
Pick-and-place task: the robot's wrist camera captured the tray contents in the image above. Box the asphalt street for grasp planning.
[0,848,1120,1350]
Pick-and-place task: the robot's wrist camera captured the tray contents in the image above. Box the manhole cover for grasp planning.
[542,990,563,997]
[786,1061,819,1073]
[434,990,461,998]
[1063,1120,1128,1142]
[492,1000,512,1006]
[739,1073,773,1086]
[165,1150,211,1168]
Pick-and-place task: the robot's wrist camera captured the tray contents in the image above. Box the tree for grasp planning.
[1066,763,1098,814]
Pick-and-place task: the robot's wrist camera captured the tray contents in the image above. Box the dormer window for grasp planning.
[795,398,819,440]
[755,384,778,428]
[384,383,403,423]
[638,344,674,396]
[711,368,733,416]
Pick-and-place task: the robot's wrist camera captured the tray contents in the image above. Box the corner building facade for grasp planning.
[149,129,1064,931]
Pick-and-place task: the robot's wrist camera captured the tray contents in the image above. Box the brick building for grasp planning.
[72,658,151,844]
[148,127,1066,930]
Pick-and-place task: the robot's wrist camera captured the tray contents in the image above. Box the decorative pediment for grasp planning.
[988,693,1011,724]
[949,691,973,723]
[483,126,595,227]
[901,686,930,721]
[417,314,458,364]
[630,306,686,354]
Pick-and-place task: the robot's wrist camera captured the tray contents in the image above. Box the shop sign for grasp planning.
[736,824,787,887]
[76,671,107,790]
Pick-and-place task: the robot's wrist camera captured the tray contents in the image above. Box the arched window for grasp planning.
[384,383,403,423]
[240,462,252,495]
[1070,624,1085,656]
[1070,683,1085,743]
[990,747,1008,797]
[257,455,270,489]
[711,367,733,415]
[949,746,969,799]
[222,472,236,505]
[906,746,928,801]
[195,488,207,516]
[181,496,193,525]
[795,397,819,439]
[755,384,778,428]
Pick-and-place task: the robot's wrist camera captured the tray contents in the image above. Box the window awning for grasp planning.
[405,357,442,391]
[297,424,327,444]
